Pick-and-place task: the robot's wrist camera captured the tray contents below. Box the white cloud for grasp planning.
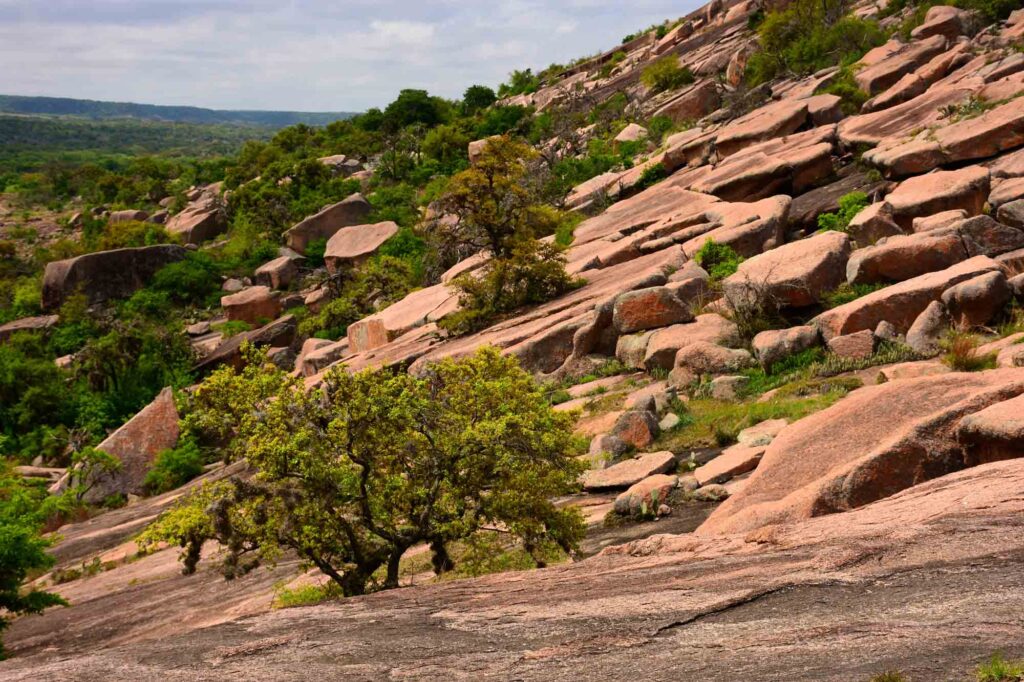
[0,0,700,111]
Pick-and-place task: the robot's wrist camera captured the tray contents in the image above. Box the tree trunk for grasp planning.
[430,539,454,575]
[384,550,404,589]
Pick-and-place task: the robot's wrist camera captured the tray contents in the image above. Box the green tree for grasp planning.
[462,85,497,113]
[0,464,68,658]
[421,124,470,172]
[143,347,585,597]
[641,56,695,93]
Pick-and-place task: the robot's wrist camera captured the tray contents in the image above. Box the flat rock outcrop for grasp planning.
[324,221,400,274]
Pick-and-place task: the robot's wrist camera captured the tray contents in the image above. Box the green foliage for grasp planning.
[299,256,415,339]
[745,0,886,85]
[941,331,998,371]
[812,340,923,377]
[821,281,887,309]
[641,56,696,93]
[497,69,542,98]
[635,163,669,191]
[694,240,744,282]
[94,220,171,251]
[869,673,909,682]
[143,439,205,495]
[421,124,470,174]
[475,105,534,138]
[0,464,69,658]
[975,653,1024,682]
[273,581,342,608]
[150,252,221,306]
[818,191,869,233]
[818,66,871,115]
[462,85,497,113]
[145,346,585,597]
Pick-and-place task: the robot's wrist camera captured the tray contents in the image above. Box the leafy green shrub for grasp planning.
[497,69,542,98]
[818,191,869,233]
[745,0,886,85]
[869,672,908,682]
[143,439,205,495]
[304,237,328,268]
[299,256,414,339]
[641,56,695,93]
[475,105,534,138]
[646,115,676,144]
[96,220,170,251]
[818,67,871,115]
[694,239,744,282]
[151,252,221,306]
[635,163,669,191]
[273,582,342,608]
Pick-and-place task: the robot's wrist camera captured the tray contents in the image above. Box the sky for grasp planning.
[0,0,699,113]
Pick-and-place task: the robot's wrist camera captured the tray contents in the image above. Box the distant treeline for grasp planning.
[0,94,356,127]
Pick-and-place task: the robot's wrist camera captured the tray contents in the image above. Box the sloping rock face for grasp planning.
[41,245,187,310]
[699,370,1024,536]
[282,193,372,254]
[8,458,1024,681]
[0,314,59,342]
[71,388,179,503]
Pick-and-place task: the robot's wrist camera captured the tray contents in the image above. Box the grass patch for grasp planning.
[975,653,1024,682]
[821,282,887,309]
[740,347,828,395]
[811,340,922,377]
[870,673,909,682]
[654,389,851,451]
[273,581,342,608]
[941,331,997,372]
[213,320,252,338]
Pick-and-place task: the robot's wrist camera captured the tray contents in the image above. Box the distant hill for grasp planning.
[0,95,357,128]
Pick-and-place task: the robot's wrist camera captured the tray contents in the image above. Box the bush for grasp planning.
[975,653,1024,682]
[96,220,170,251]
[818,66,871,114]
[745,0,886,85]
[298,256,414,339]
[818,191,869,233]
[143,439,205,495]
[142,347,585,597]
[694,239,743,282]
[151,252,221,306]
[641,56,695,93]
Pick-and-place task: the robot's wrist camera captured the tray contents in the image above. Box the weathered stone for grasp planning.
[692,483,730,502]
[723,231,851,308]
[846,231,968,285]
[347,317,391,354]
[59,388,179,503]
[827,329,876,360]
[997,199,1024,229]
[674,341,755,376]
[615,123,648,143]
[907,300,950,355]
[615,331,655,369]
[642,314,739,370]
[0,314,59,343]
[324,221,400,274]
[282,194,372,254]
[884,166,990,229]
[957,215,1024,257]
[588,433,630,461]
[699,370,1024,536]
[912,209,969,233]
[583,451,676,491]
[41,245,187,310]
[165,207,227,245]
[813,256,1001,340]
[695,444,765,486]
[659,413,681,431]
[613,474,679,515]
[941,270,1012,328]
[752,326,819,369]
[847,202,904,246]
[254,256,302,290]
[854,35,947,96]
[710,375,750,400]
[221,286,282,326]
[611,410,660,450]
[958,394,1024,466]
[1011,273,1024,299]
[612,287,694,334]
[737,419,788,447]
[195,315,297,373]
[108,209,149,224]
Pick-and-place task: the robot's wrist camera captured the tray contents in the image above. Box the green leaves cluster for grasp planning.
[145,346,585,597]
[817,191,869,234]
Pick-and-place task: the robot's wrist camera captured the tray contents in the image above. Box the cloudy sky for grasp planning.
[0,0,700,113]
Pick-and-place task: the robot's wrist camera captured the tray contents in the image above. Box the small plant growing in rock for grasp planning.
[817,191,869,234]
[869,672,908,682]
[694,239,743,282]
[641,56,695,93]
[941,331,998,372]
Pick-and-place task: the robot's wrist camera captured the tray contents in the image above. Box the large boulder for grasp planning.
[41,245,187,310]
[813,255,1001,340]
[854,35,948,96]
[58,387,180,503]
[582,451,676,491]
[612,287,693,334]
[221,286,282,326]
[108,209,149,224]
[674,341,754,377]
[642,314,739,370]
[254,256,302,290]
[699,369,1024,536]
[845,231,968,285]
[884,166,990,229]
[165,206,227,245]
[612,474,678,515]
[940,270,1012,328]
[723,231,851,308]
[282,194,372,254]
[0,315,59,343]
[997,199,1024,229]
[907,300,950,355]
[694,443,765,486]
[910,5,970,41]
[194,315,297,373]
[958,394,1024,465]
[324,221,400,274]
[752,325,820,369]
